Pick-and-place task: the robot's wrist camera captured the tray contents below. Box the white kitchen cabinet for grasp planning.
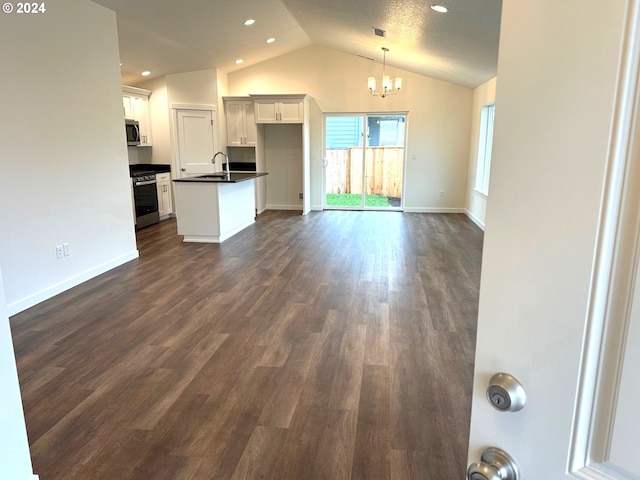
[156,172,173,219]
[224,98,257,146]
[122,86,152,147]
[253,96,305,124]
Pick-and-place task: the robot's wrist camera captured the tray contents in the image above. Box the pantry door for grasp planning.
[323,114,405,210]
[173,106,217,178]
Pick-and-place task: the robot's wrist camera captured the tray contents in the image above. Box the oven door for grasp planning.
[133,180,159,228]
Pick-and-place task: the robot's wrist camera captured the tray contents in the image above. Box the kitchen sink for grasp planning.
[196,173,229,179]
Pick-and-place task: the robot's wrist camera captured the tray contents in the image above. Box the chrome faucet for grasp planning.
[212,151,230,177]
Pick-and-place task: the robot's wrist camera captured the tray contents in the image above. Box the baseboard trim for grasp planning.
[7,250,139,317]
[465,209,486,230]
[266,204,303,211]
[403,207,466,214]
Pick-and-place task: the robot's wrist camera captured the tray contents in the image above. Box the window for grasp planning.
[475,103,495,195]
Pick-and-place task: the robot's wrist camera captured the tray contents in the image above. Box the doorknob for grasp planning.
[181,168,186,171]
[467,447,520,480]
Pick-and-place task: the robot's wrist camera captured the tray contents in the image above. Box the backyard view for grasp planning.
[325,115,405,209]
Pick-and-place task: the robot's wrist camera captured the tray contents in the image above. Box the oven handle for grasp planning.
[134,180,157,186]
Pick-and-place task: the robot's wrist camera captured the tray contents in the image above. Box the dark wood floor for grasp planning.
[10,210,483,480]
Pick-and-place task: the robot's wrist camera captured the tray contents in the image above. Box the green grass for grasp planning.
[325,193,391,207]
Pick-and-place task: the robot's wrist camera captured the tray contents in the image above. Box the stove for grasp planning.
[130,170,159,229]
[131,170,156,185]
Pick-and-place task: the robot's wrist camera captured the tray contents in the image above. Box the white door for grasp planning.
[467,1,640,478]
[175,109,216,177]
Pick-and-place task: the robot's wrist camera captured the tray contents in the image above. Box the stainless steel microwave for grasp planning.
[125,119,140,146]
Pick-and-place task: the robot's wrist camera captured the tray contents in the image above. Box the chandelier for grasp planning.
[368,47,402,98]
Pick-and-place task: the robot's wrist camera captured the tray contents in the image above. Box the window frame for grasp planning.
[475,102,495,196]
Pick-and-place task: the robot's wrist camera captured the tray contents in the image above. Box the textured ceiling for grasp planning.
[93,0,501,88]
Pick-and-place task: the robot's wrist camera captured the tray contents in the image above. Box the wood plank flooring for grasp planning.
[10,210,483,480]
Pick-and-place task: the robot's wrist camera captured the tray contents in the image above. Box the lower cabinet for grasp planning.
[156,172,173,219]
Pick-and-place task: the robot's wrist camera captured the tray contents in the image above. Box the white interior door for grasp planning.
[174,109,216,177]
[467,1,640,478]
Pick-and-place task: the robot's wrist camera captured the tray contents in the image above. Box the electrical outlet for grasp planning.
[56,245,64,259]
[63,243,70,256]
[440,190,444,197]
[298,192,303,200]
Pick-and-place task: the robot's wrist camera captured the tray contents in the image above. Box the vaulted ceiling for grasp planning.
[93,0,501,88]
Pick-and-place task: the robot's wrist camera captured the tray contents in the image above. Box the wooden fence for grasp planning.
[325,147,404,198]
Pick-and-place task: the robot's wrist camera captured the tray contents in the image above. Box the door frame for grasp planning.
[170,103,218,178]
[568,0,640,475]
[322,111,408,211]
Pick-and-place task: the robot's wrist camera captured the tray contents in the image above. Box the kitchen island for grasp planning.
[173,172,268,243]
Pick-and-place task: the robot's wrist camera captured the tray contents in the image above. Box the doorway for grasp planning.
[323,114,406,210]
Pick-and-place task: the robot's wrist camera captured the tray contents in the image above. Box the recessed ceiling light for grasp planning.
[141,71,151,76]
[266,37,276,44]
[235,59,244,64]
[431,5,448,13]
[243,19,255,26]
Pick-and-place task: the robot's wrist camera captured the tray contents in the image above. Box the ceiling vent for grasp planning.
[373,27,386,37]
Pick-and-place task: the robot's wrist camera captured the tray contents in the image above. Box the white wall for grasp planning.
[468,0,626,474]
[0,0,138,315]
[465,78,496,229]
[0,268,35,480]
[227,45,473,212]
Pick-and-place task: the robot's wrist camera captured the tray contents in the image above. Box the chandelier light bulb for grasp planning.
[368,47,402,98]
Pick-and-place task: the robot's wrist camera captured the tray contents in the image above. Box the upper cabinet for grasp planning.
[253,95,306,124]
[224,98,257,147]
[122,85,152,147]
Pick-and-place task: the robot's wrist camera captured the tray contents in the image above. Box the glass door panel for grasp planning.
[364,115,405,208]
[324,114,405,210]
[324,115,364,208]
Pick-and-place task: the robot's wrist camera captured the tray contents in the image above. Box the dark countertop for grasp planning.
[129,163,171,174]
[173,172,268,183]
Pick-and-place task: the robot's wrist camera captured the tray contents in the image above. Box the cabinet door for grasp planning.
[132,96,152,146]
[254,100,278,124]
[123,95,134,119]
[226,102,246,146]
[156,174,172,218]
[242,101,257,145]
[279,99,304,123]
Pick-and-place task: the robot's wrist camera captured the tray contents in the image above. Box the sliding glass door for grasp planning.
[324,113,405,210]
